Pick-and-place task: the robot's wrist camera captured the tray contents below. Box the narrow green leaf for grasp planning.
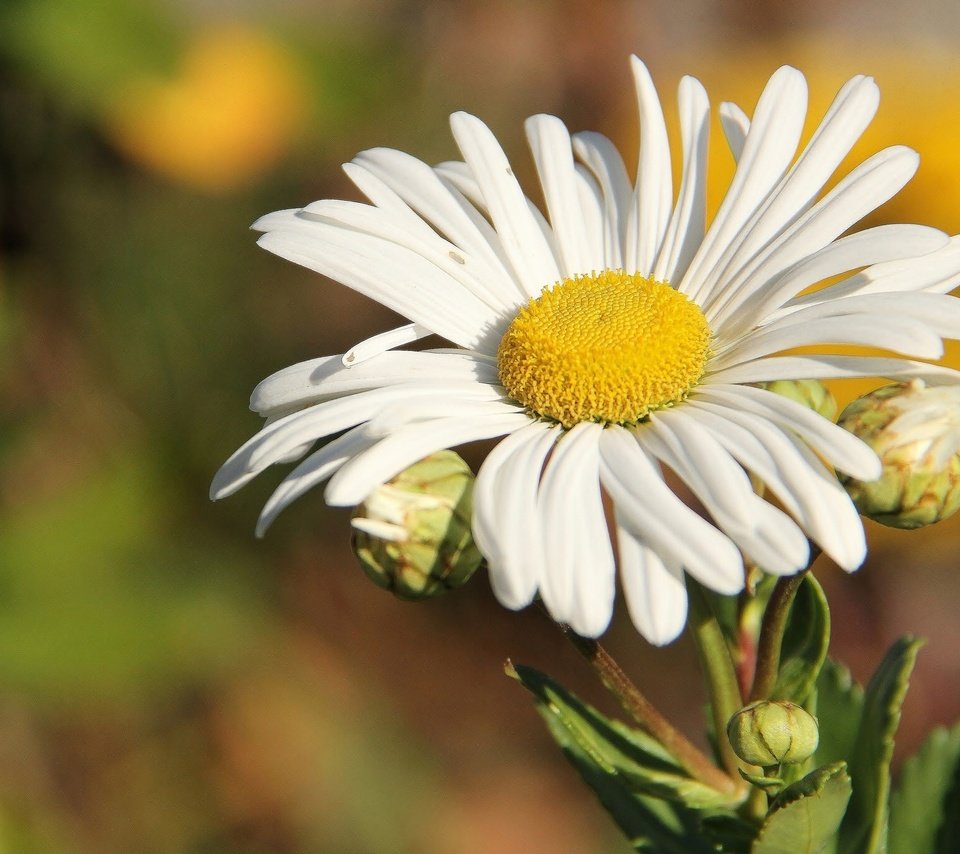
[508,663,740,809]
[839,635,925,854]
[773,574,831,705]
[811,659,864,767]
[752,762,852,854]
[889,723,960,854]
[507,663,720,851]
[540,715,715,854]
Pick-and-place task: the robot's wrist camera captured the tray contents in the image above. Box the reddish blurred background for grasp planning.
[2,1,960,851]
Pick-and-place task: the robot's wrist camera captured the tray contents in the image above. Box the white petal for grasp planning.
[653,75,710,283]
[301,198,521,312]
[616,521,688,646]
[256,217,506,352]
[679,401,866,569]
[681,66,807,303]
[218,382,506,500]
[707,145,920,331]
[700,75,880,316]
[722,224,948,335]
[787,234,960,309]
[349,148,525,300]
[710,314,944,370]
[450,112,562,297]
[625,57,673,276]
[366,397,523,437]
[324,411,529,506]
[643,413,810,575]
[255,426,379,536]
[599,428,744,595]
[341,323,433,367]
[575,164,607,271]
[718,102,750,161]
[341,160,446,239]
[436,160,560,266]
[525,114,592,276]
[538,423,615,637]
[572,131,632,269]
[759,291,960,342]
[251,350,499,417]
[695,384,881,480]
[474,422,560,609]
[707,355,960,386]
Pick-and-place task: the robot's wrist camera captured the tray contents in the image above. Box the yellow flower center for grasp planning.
[497,270,711,427]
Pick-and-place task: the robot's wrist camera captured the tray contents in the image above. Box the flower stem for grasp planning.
[748,568,810,702]
[686,580,746,781]
[562,628,740,797]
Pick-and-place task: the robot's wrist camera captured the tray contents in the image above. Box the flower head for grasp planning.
[212,57,960,644]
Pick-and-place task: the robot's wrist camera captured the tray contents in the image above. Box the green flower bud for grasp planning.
[727,700,819,767]
[838,380,960,529]
[759,379,837,421]
[351,450,482,600]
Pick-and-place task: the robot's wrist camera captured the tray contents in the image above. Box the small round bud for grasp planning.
[838,380,960,528]
[759,379,837,421]
[727,700,819,767]
[351,450,482,600]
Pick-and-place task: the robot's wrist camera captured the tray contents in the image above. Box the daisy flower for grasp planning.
[212,57,960,644]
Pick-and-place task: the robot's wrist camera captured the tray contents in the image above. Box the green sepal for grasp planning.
[838,635,925,854]
[738,768,785,791]
[889,722,960,853]
[751,761,852,854]
[507,663,742,810]
[772,574,830,705]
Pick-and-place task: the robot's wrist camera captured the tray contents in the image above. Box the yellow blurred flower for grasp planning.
[104,25,307,192]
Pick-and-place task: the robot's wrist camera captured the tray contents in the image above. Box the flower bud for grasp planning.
[351,450,482,599]
[838,380,960,528]
[727,700,819,767]
[759,379,837,421]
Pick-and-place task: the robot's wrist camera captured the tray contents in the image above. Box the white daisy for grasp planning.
[212,57,960,644]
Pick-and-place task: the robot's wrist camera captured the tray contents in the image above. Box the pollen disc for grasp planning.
[497,270,711,427]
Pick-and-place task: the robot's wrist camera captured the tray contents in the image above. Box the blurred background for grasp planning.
[2,0,960,851]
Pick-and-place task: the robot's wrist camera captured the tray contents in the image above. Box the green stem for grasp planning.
[686,580,746,781]
[748,570,809,702]
[562,628,740,797]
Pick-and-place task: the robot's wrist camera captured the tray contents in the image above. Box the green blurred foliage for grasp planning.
[2,0,180,112]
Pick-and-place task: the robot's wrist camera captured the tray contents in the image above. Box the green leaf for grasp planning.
[839,635,924,854]
[508,664,740,810]
[889,722,960,854]
[773,574,831,705]
[752,762,851,854]
[508,663,741,851]
[811,659,864,767]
